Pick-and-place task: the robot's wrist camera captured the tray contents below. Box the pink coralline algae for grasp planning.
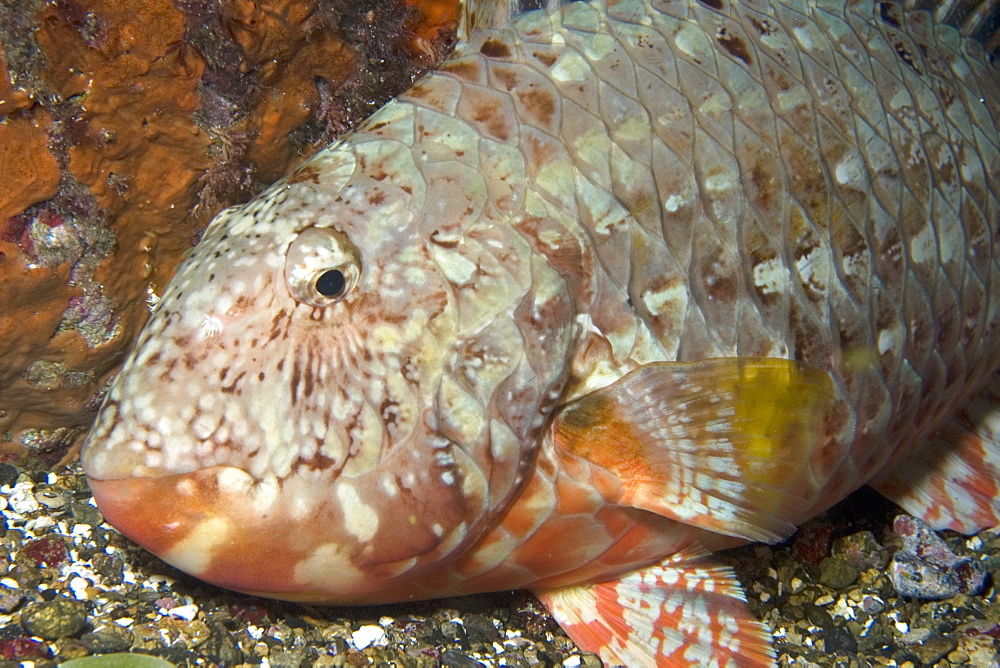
[22,536,70,568]
[0,637,50,660]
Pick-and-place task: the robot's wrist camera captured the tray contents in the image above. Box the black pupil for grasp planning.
[315,269,346,297]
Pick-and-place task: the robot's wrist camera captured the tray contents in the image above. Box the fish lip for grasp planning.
[84,464,257,543]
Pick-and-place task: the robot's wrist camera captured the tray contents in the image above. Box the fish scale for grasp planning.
[81,0,1000,665]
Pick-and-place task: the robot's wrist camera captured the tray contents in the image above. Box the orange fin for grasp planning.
[534,546,775,666]
[552,358,837,543]
[872,371,1000,533]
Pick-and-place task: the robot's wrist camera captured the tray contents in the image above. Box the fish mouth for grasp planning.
[88,465,411,604]
[86,459,479,604]
[87,466,332,600]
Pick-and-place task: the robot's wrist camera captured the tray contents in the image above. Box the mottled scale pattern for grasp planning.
[81,0,999,657]
[427,0,1000,539]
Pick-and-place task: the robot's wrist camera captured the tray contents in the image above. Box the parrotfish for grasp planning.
[81,0,1000,664]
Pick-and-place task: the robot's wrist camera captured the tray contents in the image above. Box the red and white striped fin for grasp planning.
[534,546,775,667]
[872,372,1000,534]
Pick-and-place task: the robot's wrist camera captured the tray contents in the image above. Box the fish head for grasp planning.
[80,127,577,603]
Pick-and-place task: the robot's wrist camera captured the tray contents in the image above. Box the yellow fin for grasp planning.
[552,357,837,543]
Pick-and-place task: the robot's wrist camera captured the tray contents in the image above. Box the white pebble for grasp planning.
[165,604,199,621]
[8,482,40,513]
[69,577,90,599]
[830,597,856,620]
[352,624,387,649]
[26,517,54,531]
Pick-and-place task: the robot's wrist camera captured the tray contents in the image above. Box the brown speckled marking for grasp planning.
[532,51,557,67]
[458,84,515,142]
[516,87,556,127]
[221,371,246,395]
[440,58,486,83]
[480,39,511,58]
[490,62,518,91]
[716,29,752,64]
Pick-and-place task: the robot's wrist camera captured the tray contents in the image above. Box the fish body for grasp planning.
[82,0,1000,664]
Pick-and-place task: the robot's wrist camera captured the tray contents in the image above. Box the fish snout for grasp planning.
[85,451,487,603]
[87,466,328,599]
[87,465,406,602]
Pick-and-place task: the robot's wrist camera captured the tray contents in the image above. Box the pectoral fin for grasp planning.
[552,357,837,543]
[460,0,564,37]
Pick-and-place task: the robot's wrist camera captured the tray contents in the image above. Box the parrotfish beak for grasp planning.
[87,468,324,601]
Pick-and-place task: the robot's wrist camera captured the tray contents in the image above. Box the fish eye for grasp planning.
[315,269,346,298]
[285,227,361,307]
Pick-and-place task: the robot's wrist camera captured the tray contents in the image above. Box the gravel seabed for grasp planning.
[0,462,997,667]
